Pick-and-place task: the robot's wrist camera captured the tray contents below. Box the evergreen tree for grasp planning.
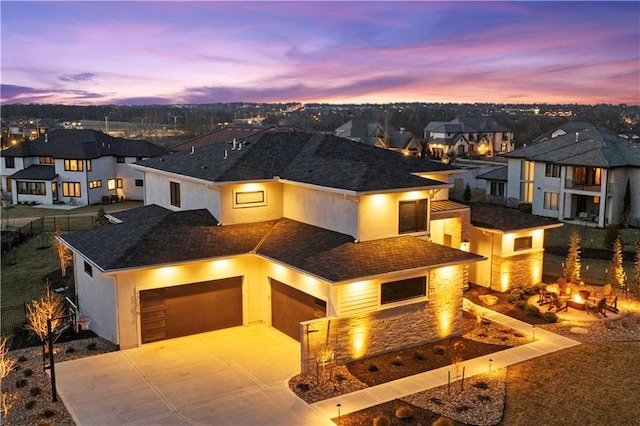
[94,207,110,227]
[609,235,626,292]
[563,231,581,284]
[463,184,471,204]
[620,178,631,228]
[633,241,640,298]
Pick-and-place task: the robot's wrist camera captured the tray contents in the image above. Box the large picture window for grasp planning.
[398,199,427,234]
[17,181,46,195]
[62,182,81,197]
[170,181,180,207]
[381,276,427,305]
[64,159,83,171]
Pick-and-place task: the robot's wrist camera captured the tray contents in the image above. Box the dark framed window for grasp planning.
[170,181,180,207]
[5,157,15,168]
[86,160,92,171]
[398,199,427,234]
[135,179,143,187]
[136,156,143,161]
[116,178,123,189]
[514,236,533,251]
[17,181,46,195]
[545,163,560,178]
[116,156,126,163]
[381,276,427,305]
[64,159,83,171]
[39,156,54,164]
[62,182,81,197]
[490,181,505,197]
[84,261,93,277]
[89,180,102,189]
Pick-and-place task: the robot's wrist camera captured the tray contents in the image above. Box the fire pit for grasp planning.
[567,290,591,310]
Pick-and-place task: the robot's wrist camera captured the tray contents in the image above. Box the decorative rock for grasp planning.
[478,294,499,306]
[569,327,589,334]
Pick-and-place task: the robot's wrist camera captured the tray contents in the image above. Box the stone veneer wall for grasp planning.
[491,250,544,292]
[299,265,465,375]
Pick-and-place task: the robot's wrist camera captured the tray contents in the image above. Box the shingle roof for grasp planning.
[60,205,484,281]
[137,131,456,193]
[424,117,511,133]
[0,129,169,159]
[9,165,57,180]
[505,123,640,168]
[170,125,305,151]
[470,203,562,233]
[476,166,508,181]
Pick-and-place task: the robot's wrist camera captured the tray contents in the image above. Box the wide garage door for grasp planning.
[140,277,243,344]
[270,278,326,341]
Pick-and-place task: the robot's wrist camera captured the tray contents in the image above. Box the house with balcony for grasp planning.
[504,122,640,228]
[424,117,514,158]
[0,129,168,206]
[59,131,490,374]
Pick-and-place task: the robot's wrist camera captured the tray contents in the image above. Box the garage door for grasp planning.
[270,278,326,341]
[140,277,243,344]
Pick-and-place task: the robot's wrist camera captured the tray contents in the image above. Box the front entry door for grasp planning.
[51,182,58,202]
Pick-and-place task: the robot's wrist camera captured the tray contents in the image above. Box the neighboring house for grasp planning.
[477,166,509,205]
[59,131,485,374]
[0,129,168,206]
[387,128,422,157]
[468,203,562,292]
[424,117,514,158]
[504,122,640,228]
[334,119,387,148]
[170,125,305,152]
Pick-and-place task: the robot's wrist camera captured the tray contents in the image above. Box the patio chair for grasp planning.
[538,287,554,306]
[547,292,568,313]
[604,296,619,314]
[586,298,607,318]
[598,284,612,301]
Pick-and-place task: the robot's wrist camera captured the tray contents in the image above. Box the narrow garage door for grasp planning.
[270,278,326,341]
[140,277,243,344]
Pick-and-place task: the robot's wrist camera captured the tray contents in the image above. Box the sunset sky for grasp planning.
[1,1,638,106]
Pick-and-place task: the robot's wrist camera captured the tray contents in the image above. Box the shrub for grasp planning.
[433,345,446,355]
[16,378,28,388]
[395,405,414,419]
[368,364,379,372]
[432,416,455,426]
[295,383,310,392]
[413,351,425,361]
[391,356,403,366]
[66,346,75,353]
[455,405,470,413]
[30,387,41,396]
[373,414,391,426]
[513,332,525,338]
[524,304,540,317]
[87,342,97,351]
[477,394,491,403]
[23,368,33,377]
[18,355,28,362]
[43,409,56,418]
[543,312,558,323]
[517,203,532,214]
[25,400,37,410]
[429,397,443,405]
[515,300,528,310]
[473,381,489,389]
[335,374,347,383]
[507,288,525,303]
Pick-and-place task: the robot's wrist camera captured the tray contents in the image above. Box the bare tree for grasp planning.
[25,281,66,344]
[563,231,582,284]
[0,337,17,417]
[53,229,72,277]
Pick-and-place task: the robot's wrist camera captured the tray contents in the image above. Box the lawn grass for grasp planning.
[2,200,143,223]
[545,223,639,253]
[500,341,640,426]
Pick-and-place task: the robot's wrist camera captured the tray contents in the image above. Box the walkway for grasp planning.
[311,299,580,418]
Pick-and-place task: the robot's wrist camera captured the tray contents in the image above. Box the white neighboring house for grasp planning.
[0,129,168,206]
[504,122,640,228]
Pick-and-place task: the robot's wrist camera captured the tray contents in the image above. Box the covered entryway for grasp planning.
[270,278,326,341]
[140,276,243,344]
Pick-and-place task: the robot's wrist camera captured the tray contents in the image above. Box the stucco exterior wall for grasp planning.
[299,265,465,374]
[219,181,283,224]
[86,157,115,205]
[144,171,221,217]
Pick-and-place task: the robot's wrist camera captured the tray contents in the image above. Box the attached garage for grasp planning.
[270,278,326,341]
[140,277,243,344]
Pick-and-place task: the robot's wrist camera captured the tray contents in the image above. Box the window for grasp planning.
[234,190,266,208]
[136,156,143,161]
[89,180,102,189]
[39,156,54,164]
[381,276,427,305]
[17,181,46,195]
[64,159,83,171]
[514,236,533,251]
[107,179,116,190]
[116,178,123,189]
[545,163,561,178]
[62,182,81,197]
[593,196,600,204]
[116,156,125,163]
[520,182,533,203]
[520,160,534,180]
[135,179,143,187]
[86,160,92,171]
[544,192,559,211]
[398,199,427,234]
[170,181,180,207]
[501,143,507,151]
[84,261,93,277]
[489,181,505,197]
[5,157,15,168]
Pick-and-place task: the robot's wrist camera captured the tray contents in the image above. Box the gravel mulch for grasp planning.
[1,336,118,426]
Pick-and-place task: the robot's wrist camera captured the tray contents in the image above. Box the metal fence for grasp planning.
[2,215,96,252]
[1,304,27,337]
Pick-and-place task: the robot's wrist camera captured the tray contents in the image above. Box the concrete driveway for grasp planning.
[55,325,335,425]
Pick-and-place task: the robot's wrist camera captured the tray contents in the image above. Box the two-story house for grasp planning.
[424,117,514,158]
[504,122,640,228]
[335,119,422,156]
[0,129,168,206]
[58,131,486,374]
